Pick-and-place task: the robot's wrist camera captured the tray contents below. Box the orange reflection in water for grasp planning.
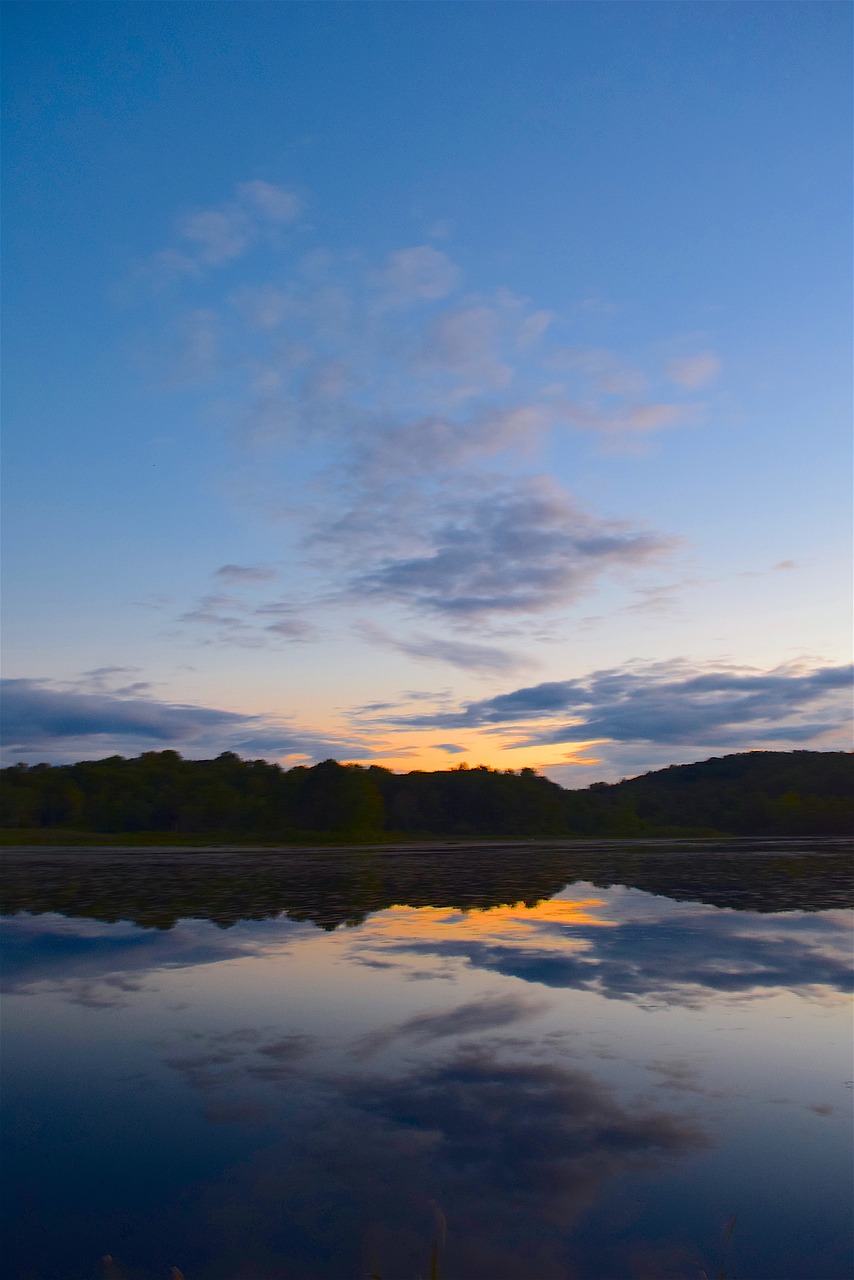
[356,895,616,951]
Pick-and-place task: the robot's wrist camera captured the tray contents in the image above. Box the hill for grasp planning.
[567,750,853,837]
[1,749,850,842]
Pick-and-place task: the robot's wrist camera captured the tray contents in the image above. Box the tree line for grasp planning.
[1,749,850,840]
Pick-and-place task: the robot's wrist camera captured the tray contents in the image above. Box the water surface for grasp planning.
[2,840,852,1279]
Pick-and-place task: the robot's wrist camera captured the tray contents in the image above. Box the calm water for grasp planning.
[2,841,852,1280]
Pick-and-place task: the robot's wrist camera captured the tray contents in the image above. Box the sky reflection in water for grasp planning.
[2,846,852,1280]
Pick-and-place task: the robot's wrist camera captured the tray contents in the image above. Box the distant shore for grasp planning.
[2,833,850,853]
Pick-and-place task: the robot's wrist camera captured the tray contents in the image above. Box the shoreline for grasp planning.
[2,835,851,856]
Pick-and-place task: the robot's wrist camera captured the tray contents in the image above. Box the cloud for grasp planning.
[665,352,721,389]
[556,397,701,445]
[420,304,513,387]
[76,667,154,697]
[376,245,460,306]
[356,621,526,673]
[215,563,279,584]
[547,346,646,395]
[347,404,554,493]
[170,307,221,382]
[81,665,142,684]
[178,592,247,629]
[237,179,302,224]
[146,180,302,280]
[263,617,317,641]
[179,209,251,266]
[540,347,712,448]
[177,590,317,647]
[388,634,525,672]
[351,477,674,617]
[427,218,454,241]
[133,184,713,638]
[0,678,370,765]
[229,283,291,330]
[375,659,852,751]
[0,678,249,744]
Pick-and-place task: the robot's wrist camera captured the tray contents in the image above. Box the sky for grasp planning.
[2,0,851,783]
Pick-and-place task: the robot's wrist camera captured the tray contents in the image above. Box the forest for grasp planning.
[1,749,850,842]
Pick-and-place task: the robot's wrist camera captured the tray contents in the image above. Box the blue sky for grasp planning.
[3,1,851,781]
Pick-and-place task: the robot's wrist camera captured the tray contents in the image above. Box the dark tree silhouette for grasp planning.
[1,750,851,841]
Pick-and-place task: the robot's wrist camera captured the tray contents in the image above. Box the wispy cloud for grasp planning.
[666,351,721,389]
[133,184,715,644]
[176,580,318,649]
[170,307,221,382]
[558,398,701,440]
[144,180,302,282]
[374,244,460,307]
[355,620,528,674]
[215,563,279,584]
[547,345,647,395]
[77,666,154,697]
[178,593,247,629]
[262,617,317,640]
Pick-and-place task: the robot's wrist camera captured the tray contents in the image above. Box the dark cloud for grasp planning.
[0,678,247,744]
[352,479,672,617]
[0,678,370,764]
[376,659,852,749]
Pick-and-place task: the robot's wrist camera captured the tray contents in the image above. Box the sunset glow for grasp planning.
[3,3,850,781]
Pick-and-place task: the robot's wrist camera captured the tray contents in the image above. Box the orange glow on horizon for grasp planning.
[274,720,610,777]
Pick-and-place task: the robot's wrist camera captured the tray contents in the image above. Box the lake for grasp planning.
[2,840,852,1280]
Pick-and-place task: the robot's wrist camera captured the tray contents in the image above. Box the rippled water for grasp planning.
[2,841,852,1279]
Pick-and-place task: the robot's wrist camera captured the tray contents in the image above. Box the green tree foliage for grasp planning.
[1,750,851,841]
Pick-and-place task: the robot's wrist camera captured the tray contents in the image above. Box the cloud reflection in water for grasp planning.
[2,865,851,1280]
[166,1038,709,1280]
